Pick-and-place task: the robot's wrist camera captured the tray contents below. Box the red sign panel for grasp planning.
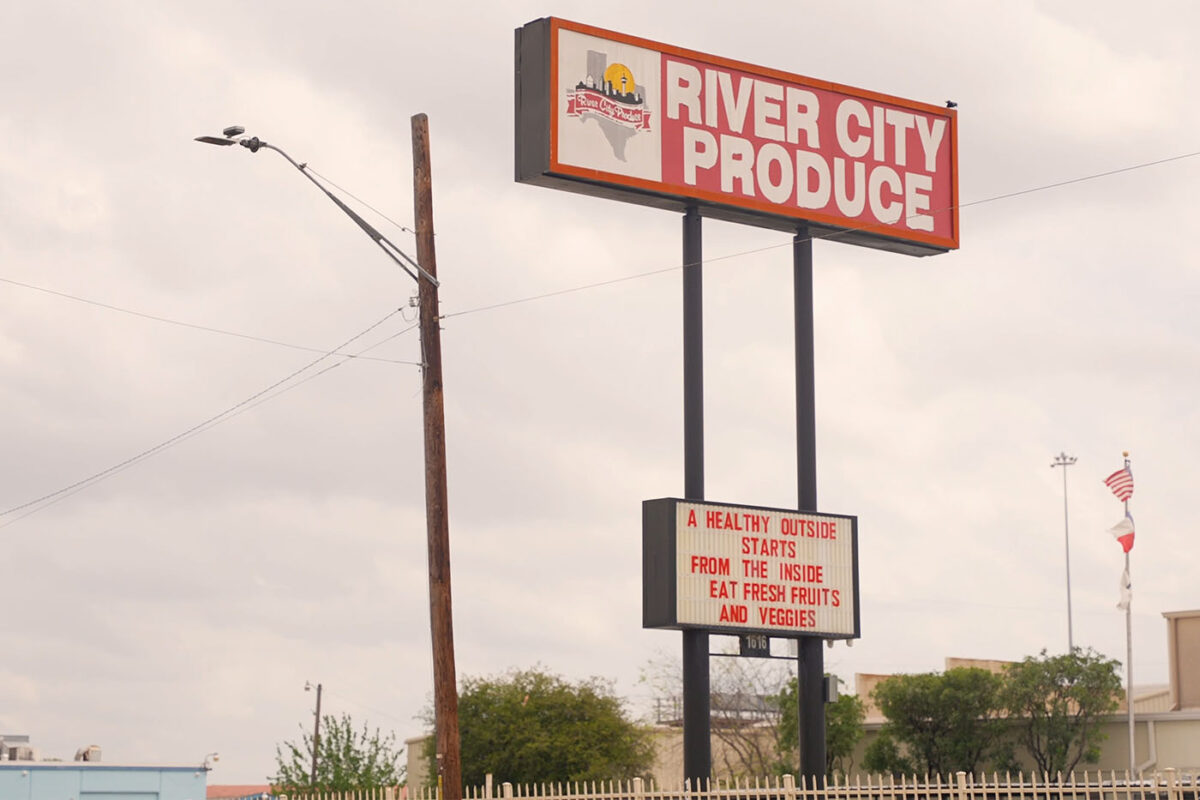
[516,17,959,256]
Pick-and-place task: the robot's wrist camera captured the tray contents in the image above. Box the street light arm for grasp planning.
[251,139,438,287]
[208,135,438,287]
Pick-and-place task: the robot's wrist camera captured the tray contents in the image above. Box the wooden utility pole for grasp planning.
[412,112,461,800]
[308,681,322,786]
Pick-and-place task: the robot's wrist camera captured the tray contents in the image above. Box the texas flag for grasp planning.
[1108,512,1136,553]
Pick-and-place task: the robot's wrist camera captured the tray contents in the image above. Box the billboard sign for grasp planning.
[516,17,958,256]
[643,498,859,639]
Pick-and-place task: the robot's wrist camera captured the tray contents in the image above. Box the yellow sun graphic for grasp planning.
[603,63,636,95]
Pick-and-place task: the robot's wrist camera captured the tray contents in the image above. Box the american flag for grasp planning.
[1104,466,1134,502]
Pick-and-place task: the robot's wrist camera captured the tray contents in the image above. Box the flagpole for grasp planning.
[1123,452,1134,778]
[1125,548,1134,776]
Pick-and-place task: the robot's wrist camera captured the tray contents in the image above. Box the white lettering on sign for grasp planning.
[661,60,949,236]
[786,87,821,148]
[683,127,717,184]
[666,60,702,124]
[753,80,784,141]
[915,116,948,173]
[834,100,871,158]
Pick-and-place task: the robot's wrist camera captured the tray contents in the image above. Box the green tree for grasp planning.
[1001,649,1122,774]
[272,713,404,791]
[868,668,1006,776]
[777,679,866,776]
[434,668,655,786]
[862,728,915,776]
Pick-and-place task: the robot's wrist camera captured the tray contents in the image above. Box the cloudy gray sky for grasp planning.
[2,0,1198,785]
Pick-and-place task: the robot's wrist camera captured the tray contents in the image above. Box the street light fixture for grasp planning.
[196,120,462,800]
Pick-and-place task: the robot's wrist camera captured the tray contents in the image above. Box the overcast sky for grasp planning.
[2,0,1198,786]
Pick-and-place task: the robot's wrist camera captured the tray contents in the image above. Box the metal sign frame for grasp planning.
[643,497,860,640]
[516,16,959,256]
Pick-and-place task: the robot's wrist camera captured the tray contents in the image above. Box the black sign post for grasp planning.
[793,226,826,783]
[681,207,710,787]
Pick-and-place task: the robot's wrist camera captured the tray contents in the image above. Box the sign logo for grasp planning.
[565,50,652,161]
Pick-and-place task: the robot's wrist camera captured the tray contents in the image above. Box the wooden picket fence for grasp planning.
[280,770,1199,800]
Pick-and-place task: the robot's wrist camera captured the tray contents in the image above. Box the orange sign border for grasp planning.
[542,17,959,253]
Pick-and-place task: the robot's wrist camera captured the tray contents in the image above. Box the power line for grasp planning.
[306,166,418,238]
[441,148,1200,321]
[8,150,1195,342]
[0,155,427,526]
[0,312,418,529]
[0,275,417,365]
[320,686,415,731]
[213,322,419,424]
[5,149,1196,527]
[959,150,1200,208]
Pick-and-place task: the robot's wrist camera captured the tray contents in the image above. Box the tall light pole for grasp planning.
[196,124,461,799]
[1051,451,1077,652]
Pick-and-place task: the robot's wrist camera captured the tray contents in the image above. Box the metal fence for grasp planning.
[280,771,1199,800]
[278,788,403,800]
